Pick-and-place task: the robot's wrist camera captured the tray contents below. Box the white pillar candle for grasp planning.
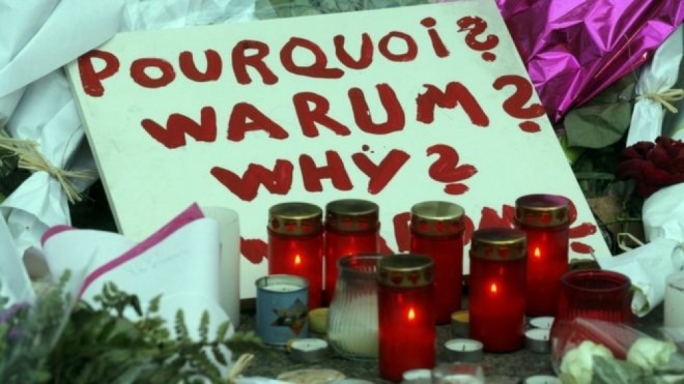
[665,271,684,328]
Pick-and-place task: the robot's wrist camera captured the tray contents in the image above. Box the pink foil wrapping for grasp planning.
[492,1,684,123]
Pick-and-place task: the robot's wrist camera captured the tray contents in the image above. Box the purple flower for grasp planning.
[0,302,30,324]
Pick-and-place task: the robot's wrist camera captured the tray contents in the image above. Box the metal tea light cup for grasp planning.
[256,274,309,346]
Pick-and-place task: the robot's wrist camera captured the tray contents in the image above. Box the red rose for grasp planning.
[615,137,684,198]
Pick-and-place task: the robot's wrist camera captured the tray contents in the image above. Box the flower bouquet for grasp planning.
[553,317,684,384]
[599,136,684,316]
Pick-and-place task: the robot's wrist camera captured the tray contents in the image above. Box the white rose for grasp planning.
[626,337,676,373]
[559,340,614,384]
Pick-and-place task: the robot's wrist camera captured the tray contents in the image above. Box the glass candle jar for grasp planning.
[409,201,465,325]
[515,194,571,317]
[378,254,435,382]
[468,228,527,353]
[327,254,382,360]
[324,199,380,305]
[268,202,324,309]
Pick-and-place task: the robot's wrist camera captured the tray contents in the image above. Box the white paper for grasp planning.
[120,0,256,32]
[599,237,684,317]
[642,183,684,243]
[41,209,228,326]
[200,206,241,329]
[0,217,34,305]
[626,24,684,146]
[600,183,684,316]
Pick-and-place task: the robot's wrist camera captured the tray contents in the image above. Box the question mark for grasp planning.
[493,75,546,132]
[456,16,499,62]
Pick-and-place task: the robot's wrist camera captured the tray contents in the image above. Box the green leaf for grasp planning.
[199,311,209,342]
[592,355,650,384]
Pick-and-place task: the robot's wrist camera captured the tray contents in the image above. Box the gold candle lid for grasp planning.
[410,201,465,236]
[515,194,570,228]
[470,228,526,261]
[325,199,379,232]
[378,254,434,288]
[268,202,323,236]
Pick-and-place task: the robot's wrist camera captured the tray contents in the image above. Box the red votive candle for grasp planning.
[324,199,380,305]
[268,202,324,309]
[378,254,435,382]
[469,228,526,353]
[409,201,465,325]
[514,194,570,317]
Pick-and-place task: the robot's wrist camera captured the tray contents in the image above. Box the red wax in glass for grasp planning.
[268,231,323,309]
[409,201,465,325]
[378,285,435,382]
[520,226,569,316]
[324,231,378,305]
[515,194,571,317]
[268,201,324,310]
[550,270,634,362]
[468,228,526,353]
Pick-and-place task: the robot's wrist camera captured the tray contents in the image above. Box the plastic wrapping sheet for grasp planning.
[494,0,684,123]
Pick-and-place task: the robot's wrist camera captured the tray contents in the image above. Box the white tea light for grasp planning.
[402,368,432,383]
[524,328,551,354]
[523,375,561,384]
[436,374,484,384]
[444,339,484,362]
[528,316,554,329]
[289,338,329,363]
[665,271,684,328]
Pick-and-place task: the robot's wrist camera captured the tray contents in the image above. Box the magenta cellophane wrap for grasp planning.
[494,0,684,123]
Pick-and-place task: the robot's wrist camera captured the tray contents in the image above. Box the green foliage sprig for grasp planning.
[1,277,263,384]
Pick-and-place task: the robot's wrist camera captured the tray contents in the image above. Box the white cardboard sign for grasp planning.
[66,1,610,299]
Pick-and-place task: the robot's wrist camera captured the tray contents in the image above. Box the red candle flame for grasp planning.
[489,283,498,294]
[407,307,416,321]
[534,247,541,259]
[294,254,302,265]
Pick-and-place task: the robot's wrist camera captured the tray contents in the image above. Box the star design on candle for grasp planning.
[271,298,308,334]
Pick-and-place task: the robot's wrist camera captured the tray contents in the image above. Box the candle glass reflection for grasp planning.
[409,201,465,325]
[550,269,633,370]
[327,254,382,360]
[324,199,380,305]
[468,228,526,353]
[378,254,435,382]
[432,362,484,384]
[515,194,570,317]
[268,202,324,309]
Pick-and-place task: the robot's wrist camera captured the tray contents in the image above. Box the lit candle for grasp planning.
[515,194,571,317]
[665,271,684,327]
[324,199,380,305]
[378,255,435,382]
[410,201,466,325]
[255,275,309,345]
[267,202,324,309]
[468,228,526,352]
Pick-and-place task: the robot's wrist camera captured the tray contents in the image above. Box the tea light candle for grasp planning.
[402,368,432,383]
[665,271,684,328]
[450,310,469,337]
[529,316,554,329]
[525,328,551,354]
[255,275,309,346]
[523,375,561,384]
[289,338,329,363]
[444,338,484,362]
